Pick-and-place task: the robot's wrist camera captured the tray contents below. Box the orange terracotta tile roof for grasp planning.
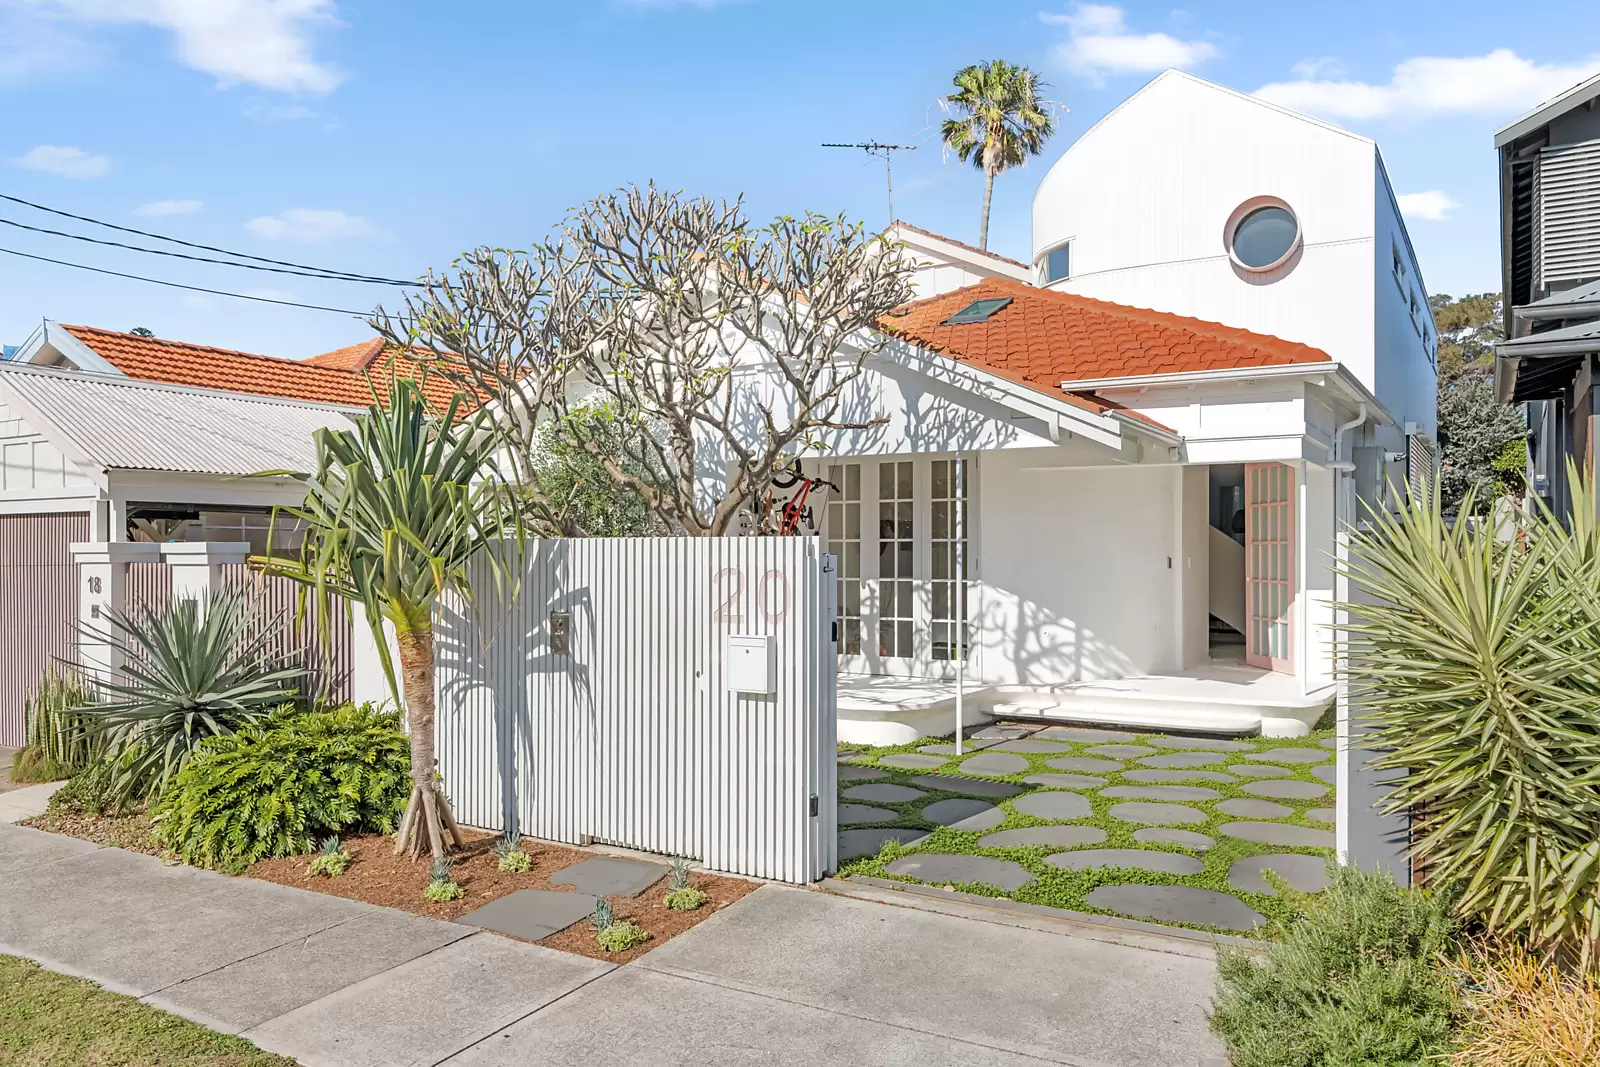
[890,220,1030,271]
[879,279,1331,423]
[62,326,473,410]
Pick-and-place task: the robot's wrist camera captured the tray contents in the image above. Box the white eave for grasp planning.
[1061,361,1395,426]
[1495,70,1600,148]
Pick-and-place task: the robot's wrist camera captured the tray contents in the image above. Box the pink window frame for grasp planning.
[1244,462,1296,674]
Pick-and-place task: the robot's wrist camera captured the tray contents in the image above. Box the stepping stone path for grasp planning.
[844,783,925,804]
[1110,802,1206,825]
[838,804,897,825]
[550,857,668,897]
[1216,798,1293,819]
[1232,764,1293,778]
[1246,748,1329,764]
[1312,765,1336,784]
[1035,727,1135,743]
[879,753,948,770]
[1306,808,1335,823]
[1085,744,1157,757]
[1123,768,1237,784]
[1086,885,1264,931]
[908,775,1022,798]
[1134,828,1215,851]
[1103,785,1221,802]
[959,752,1030,776]
[1137,751,1226,769]
[885,853,1033,891]
[989,739,1075,754]
[1022,773,1106,790]
[1228,854,1332,896]
[972,726,1032,740]
[840,827,925,860]
[1320,737,1339,749]
[1046,757,1122,774]
[1013,791,1092,821]
[838,751,869,763]
[1048,849,1204,876]
[1242,779,1329,800]
[979,825,1106,849]
[1148,736,1255,751]
[921,798,1005,832]
[457,889,599,941]
[837,766,891,782]
[1219,822,1335,848]
[918,740,999,755]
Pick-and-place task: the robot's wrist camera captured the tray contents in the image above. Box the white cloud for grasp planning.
[1395,190,1459,222]
[12,144,110,179]
[134,198,203,216]
[1041,3,1218,85]
[1256,49,1600,121]
[26,0,343,94]
[244,208,376,245]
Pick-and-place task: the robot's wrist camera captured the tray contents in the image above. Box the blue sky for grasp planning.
[1,0,1595,359]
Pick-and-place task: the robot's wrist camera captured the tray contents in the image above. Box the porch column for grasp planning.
[69,541,160,684]
[159,541,250,608]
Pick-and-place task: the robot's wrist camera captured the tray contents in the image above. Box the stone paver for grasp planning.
[1133,828,1215,851]
[1085,744,1156,758]
[1046,756,1122,773]
[837,765,890,782]
[1136,751,1225,768]
[1218,822,1336,847]
[1227,854,1332,896]
[1035,727,1137,743]
[1012,791,1092,821]
[1319,737,1339,749]
[1313,764,1337,784]
[1110,802,1206,826]
[918,740,999,755]
[548,856,667,897]
[978,825,1107,849]
[1047,849,1204,876]
[988,739,1075,755]
[1215,798,1293,819]
[1102,785,1221,802]
[1122,768,1236,784]
[1086,884,1264,931]
[1242,779,1329,800]
[921,798,1005,832]
[455,889,598,941]
[884,853,1033,891]
[1231,764,1293,778]
[1148,736,1255,752]
[1246,748,1328,764]
[839,827,925,860]
[1022,773,1107,790]
[838,804,897,825]
[844,783,926,803]
[908,774,1022,798]
[1306,807,1336,823]
[960,752,1030,776]
[880,753,949,770]
[971,726,1032,740]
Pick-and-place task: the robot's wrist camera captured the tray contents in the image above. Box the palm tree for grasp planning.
[941,60,1057,251]
[255,377,521,861]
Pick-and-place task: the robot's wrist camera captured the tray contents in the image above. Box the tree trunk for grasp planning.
[392,626,464,860]
[979,167,996,251]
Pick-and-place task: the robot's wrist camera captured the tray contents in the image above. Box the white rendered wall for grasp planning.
[1372,167,1439,443]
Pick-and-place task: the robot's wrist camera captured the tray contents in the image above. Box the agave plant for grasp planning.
[495,828,531,873]
[590,897,614,931]
[74,588,307,806]
[1339,471,1600,967]
[422,854,463,902]
[666,856,692,893]
[307,834,350,878]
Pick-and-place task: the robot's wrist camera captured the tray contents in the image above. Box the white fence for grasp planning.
[434,537,838,884]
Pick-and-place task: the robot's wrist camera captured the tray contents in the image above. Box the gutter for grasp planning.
[1060,361,1395,427]
[1493,336,1600,359]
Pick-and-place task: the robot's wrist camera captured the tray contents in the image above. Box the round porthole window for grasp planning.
[1225,199,1301,273]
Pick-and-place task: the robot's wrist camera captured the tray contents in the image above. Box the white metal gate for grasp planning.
[434,537,838,883]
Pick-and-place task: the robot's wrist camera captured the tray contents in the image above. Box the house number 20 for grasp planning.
[713,568,790,624]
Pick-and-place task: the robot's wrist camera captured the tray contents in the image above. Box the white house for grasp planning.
[772,70,1437,745]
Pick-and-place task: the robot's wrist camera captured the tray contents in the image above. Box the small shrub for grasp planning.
[12,667,102,783]
[44,769,116,816]
[152,703,409,868]
[495,830,531,873]
[594,921,651,953]
[665,856,692,892]
[307,835,351,878]
[1450,946,1600,1067]
[665,887,709,912]
[423,856,463,902]
[1209,864,1459,1067]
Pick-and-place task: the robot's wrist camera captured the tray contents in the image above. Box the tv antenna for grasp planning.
[822,142,917,224]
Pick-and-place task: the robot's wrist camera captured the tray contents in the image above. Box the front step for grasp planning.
[989,676,1331,738]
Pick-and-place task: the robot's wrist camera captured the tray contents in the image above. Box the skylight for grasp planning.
[942,297,1013,325]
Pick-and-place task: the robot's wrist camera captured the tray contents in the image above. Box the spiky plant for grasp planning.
[423,854,463,902]
[11,666,101,783]
[589,897,614,931]
[666,856,692,893]
[495,829,531,873]
[663,856,709,910]
[307,834,350,878]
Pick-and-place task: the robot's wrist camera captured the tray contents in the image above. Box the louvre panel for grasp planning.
[1538,140,1600,286]
[0,513,89,745]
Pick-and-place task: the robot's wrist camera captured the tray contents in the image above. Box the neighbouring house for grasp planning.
[1493,71,1600,519]
[753,70,1437,744]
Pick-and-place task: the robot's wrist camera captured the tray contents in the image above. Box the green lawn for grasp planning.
[0,955,296,1067]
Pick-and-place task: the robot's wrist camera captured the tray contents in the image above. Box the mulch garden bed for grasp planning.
[245,830,759,964]
[22,812,162,856]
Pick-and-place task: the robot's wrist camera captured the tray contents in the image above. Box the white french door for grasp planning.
[1244,461,1295,674]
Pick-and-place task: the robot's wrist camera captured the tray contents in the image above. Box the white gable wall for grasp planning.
[1372,163,1439,442]
[0,401,95,499]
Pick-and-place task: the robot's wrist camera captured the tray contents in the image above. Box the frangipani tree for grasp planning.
[255,377,520,860]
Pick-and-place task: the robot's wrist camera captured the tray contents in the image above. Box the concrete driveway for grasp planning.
[0,823,1224,1067]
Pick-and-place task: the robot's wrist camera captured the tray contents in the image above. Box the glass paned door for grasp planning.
[823,463,862,656]
[1244,462,1295,673]
[930,458,969,664]
[878,461,915,661]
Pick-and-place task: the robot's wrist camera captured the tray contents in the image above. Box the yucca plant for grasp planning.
[74,589,307,806]
[253,376,522,862]
[1339,470,1600,968]
[423,855,463,902]
[663,856,708,911]
[495,829,531,873]
[307,834,350,878]
[11,666,101,783]
[589,897,614,931]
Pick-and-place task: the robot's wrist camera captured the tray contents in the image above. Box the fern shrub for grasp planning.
[152,703,409,868]
[1209,864,1460,1067]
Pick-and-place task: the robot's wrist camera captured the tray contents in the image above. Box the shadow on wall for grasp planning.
[971,589,1134,687]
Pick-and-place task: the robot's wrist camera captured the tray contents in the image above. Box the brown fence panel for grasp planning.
[125,561,173,617]
[223,565,354,706]
[0,512,89,747]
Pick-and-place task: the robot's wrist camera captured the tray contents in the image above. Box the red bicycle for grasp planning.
[758,466,839,536]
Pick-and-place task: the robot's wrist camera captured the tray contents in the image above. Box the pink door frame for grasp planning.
[1244,462,1295,674]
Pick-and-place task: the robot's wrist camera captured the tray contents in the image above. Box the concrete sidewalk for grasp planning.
[0,823,1224,1067]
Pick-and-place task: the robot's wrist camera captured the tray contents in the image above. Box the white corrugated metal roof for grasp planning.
[0,363,357,476]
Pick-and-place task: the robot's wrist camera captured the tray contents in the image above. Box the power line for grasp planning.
[821,142,917,224]
[0,191,421,286]
[0,244,373,316]
[0,214,420,286]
